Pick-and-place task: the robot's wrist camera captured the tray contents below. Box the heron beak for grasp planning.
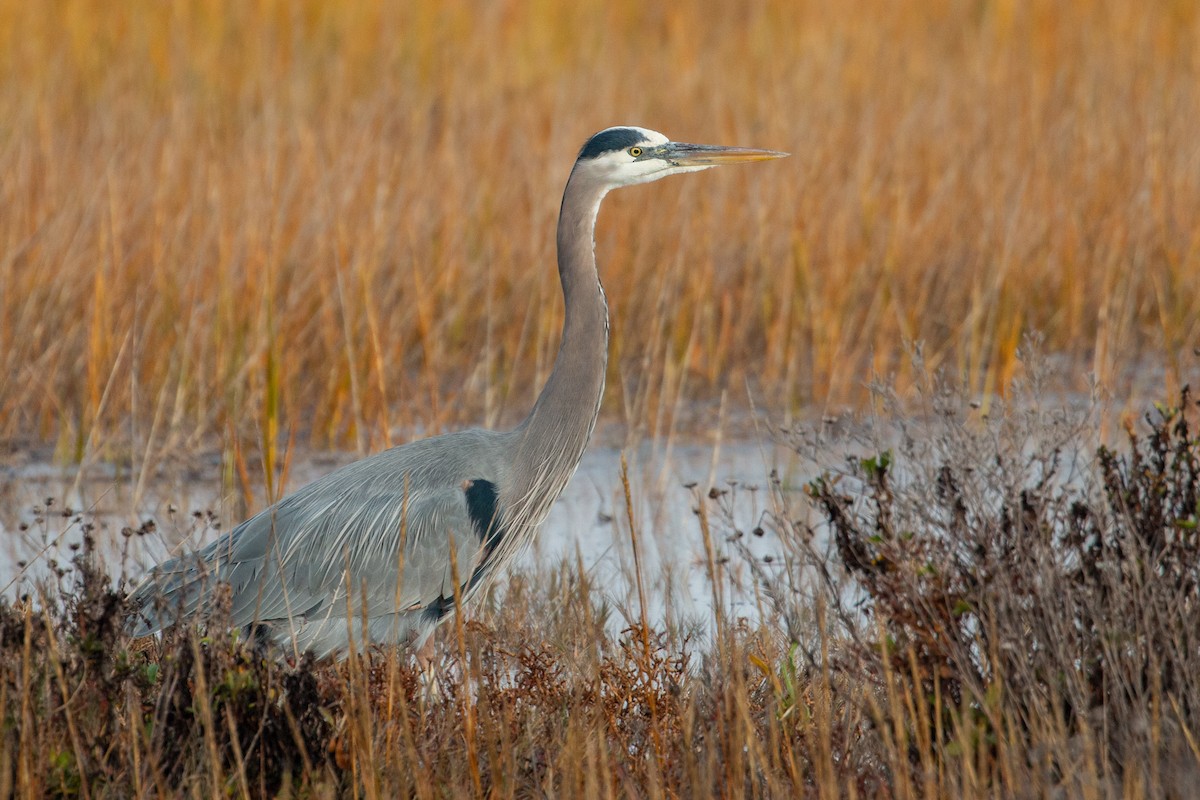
[655,142,789,166]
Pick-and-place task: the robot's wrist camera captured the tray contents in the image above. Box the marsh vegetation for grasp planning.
[2,0,1200,796]
[3,369,1200,797]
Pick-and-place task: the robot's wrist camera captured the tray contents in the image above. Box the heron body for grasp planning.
[130,126,785,657]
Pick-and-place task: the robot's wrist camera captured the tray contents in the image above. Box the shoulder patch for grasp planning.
[463,479,503,555]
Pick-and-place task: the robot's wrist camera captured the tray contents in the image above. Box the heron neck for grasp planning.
[512,172,609,504]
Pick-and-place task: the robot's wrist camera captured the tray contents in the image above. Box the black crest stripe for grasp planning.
[578,128,645,160]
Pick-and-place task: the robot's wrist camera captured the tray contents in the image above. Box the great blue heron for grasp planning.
[130,126,786,658]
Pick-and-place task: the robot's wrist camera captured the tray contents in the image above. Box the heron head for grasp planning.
[572,126,787,189]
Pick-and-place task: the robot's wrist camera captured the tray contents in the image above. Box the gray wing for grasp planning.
[216,482,484,628]
[131,429,510,638]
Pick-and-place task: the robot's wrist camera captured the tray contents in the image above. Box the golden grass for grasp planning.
[1,0,1198,459]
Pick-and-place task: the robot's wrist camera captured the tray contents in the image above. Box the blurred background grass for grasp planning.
[1,0,1197,461]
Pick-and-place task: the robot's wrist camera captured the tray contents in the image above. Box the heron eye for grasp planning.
[628,146,643,157]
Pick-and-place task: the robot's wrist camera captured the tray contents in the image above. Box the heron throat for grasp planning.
[508,172,611,533]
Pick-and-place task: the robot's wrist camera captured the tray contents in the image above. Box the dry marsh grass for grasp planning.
[3,374,1199,797]
[1,0,1198,463]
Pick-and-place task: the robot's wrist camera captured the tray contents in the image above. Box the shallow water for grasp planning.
[1,374,1145,638]
[0,434,813,634]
